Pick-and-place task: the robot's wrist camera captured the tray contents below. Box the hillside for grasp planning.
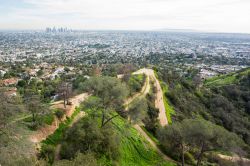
[37,71,175,165]
[155,67,250,163]
[205,68,250,86]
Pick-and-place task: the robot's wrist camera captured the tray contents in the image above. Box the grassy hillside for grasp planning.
[155,67,250,159]
[204,68,250,86]
[112,117,175,166]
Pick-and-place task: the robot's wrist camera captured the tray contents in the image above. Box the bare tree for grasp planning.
[58,82,72,108]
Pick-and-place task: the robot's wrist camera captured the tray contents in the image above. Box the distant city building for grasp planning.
[45,27,73,33]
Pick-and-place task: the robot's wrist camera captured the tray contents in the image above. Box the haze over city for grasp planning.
[0,0,250,33]
[1,0,250,166]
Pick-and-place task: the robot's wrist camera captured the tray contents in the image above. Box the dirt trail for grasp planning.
[134,124,175,162]
[125,68,173,162]
[28,68,172,163]
[124,74,150,109]
[132,68,168,126]
[30,93,89,143]
[218,154,250,164]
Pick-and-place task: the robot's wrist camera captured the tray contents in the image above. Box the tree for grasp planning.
[54,152,97,166]
[144,100,159,134]
[128,97,147,124]
[37,69,44,77]
[17,80,26,87]
[0,155,47,166]
[158,119,244,166]
[60,117,120,160]
[0,89,23,138]
[82,76,128,127]
[57,82,72,108]
[25,94,48,129]
[183,119,243,166]
[158,122,188,166]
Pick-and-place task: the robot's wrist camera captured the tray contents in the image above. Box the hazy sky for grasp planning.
[0,0,250,33]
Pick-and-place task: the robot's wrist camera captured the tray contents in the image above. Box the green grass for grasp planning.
[141,126,159,144]
[161,83,175,124]
[23,113,54,125]
[112,117,176,166]
[205,74,237,86]
[41,107,81,146]
[205,68,250,86]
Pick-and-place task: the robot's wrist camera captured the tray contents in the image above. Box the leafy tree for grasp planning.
[0,155,46,166]
[184,119,243,166]
[158,122,188,166]
[24,94,49,129]
[54,152,97,166]
[158,119,244,166]
[82,76,128,127]
[17,80,26,87]
[0,89,23,142]
[39,144,55,164]
[37,69,44,77]
[55,109,65,120]
[72,75,87,90]
[60,117,120,160]
[144,100,159,134]
[128,97,147,124]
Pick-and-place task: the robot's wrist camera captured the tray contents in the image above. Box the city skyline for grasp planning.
[0,0,250,33]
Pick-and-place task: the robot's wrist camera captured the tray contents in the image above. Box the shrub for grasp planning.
[55,109,65,120]
[39,144,55,164]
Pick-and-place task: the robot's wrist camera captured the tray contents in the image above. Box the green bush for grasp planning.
[39,144,55,164]
[184,152,196,165]
[55,109,65,120]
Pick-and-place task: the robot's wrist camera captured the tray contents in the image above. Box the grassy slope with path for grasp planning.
[37,68,176,165]
[204,68,250,86]
[112,117,175,166]
[124,68,176,163]
[154,70,175,124]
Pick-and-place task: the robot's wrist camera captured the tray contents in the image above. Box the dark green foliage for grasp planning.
[55,109,65,120]
[72,75,87,90]
[37,69,44,77]
[0,155,46,166]
[54,152,97,166]
[39,144,55,164]
[157,67,250,149]
[128,97,147,124]
[127,74,146,96]
[158,119,244,166]
[143,100,159,134]
[42,108,80,146]
[17,80,26,87]
[24,94,50,130]
[82,76,128,127]
[60,117,120,161]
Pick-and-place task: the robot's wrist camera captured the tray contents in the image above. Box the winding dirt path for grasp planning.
[132,68,168,126]
[124,73,150,109]
[30,68,171,162]
[124,68,174,163]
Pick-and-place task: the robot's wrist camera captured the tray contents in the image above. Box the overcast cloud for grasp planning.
[0,0,249,33]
